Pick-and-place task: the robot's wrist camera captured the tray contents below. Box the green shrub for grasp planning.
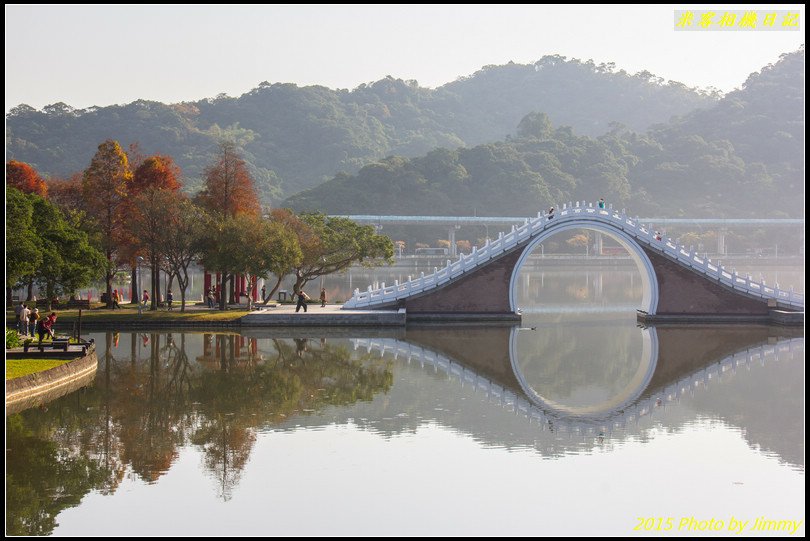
[6,328,22,349]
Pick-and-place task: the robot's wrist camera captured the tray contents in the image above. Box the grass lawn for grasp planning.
[7,303,248,324]
[6,359,70,380]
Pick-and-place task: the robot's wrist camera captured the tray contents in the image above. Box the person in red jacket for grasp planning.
[37,312,57,344]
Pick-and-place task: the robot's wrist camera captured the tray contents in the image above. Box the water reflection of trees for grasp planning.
[6,331,392,532]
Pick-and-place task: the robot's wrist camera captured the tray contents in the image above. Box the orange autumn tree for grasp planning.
[82,140,133,308]
[195,141,260,218]
[6,160,48,197]
[47,173,84,213]
[129,155,183,310]
[195,141,260,306]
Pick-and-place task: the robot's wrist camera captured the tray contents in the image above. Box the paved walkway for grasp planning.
[242,303,404,326]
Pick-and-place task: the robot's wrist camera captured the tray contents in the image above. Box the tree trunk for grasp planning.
[106,247,114,309]
[219,272,228,311]
[6,286,13,308]
[294,275,312,295]
[46,282,55,312]
[244,274,253,311]
[178,272,188,312]
[131,266,138,303]
[106,270,113,309]
[26,279,34,301]
[150,259,159,311]
[229,275,235,304]
[261,276,284,305]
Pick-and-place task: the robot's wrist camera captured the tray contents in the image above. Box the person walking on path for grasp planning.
[261,285,267,303]
[166,290,174,311]
[295,289,309,313]
[112,289,121,309]
[142,290,150,309]
[598,198,605,209]
[320,288,327,307]
[206,288,215,309]
[29,308,40,336]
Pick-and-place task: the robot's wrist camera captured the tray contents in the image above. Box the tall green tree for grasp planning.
[29,195,106,310]
[82,140,132,307]
[198,214,302,310]
[292,214,394,293]
[163,199,208,311]
[5,188,41,306]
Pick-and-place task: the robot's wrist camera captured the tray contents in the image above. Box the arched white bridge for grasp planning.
[343,202,803,319]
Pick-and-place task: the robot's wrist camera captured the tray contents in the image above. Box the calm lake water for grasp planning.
[6,261,805,536]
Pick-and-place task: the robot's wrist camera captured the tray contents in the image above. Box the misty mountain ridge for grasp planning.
[7,54,717,204]
[283,48,804,218]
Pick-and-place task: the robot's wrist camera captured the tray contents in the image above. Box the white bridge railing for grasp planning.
[342,202,804,311]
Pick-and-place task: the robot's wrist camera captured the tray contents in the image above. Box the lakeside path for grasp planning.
[6,303,404,329]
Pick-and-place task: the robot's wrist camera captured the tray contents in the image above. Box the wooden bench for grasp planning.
[24,338,70,353]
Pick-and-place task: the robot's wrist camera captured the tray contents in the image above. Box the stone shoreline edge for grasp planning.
[6,344,98,416]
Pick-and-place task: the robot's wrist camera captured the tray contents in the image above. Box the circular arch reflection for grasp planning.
[508,325,658,421]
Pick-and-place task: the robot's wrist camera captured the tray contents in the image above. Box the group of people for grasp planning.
[14,301,57,342]
[138,289,173,310]
[548,198,606,220]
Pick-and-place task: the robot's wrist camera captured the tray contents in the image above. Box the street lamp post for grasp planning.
[320,256,326,294]
[136,256,144,315]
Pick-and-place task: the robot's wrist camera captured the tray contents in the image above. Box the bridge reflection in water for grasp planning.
[353,323,803,436]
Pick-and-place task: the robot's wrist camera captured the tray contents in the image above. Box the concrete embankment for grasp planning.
[6,345,98,415]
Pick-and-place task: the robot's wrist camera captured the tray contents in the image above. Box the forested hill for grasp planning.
[6,55,713,203]
[284,48,804,219]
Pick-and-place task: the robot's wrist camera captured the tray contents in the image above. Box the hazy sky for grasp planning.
[4,4,804,111]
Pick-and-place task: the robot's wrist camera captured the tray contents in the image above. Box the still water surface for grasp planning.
[6,263,805,536]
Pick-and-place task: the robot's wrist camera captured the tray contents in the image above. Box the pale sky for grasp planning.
[4,4,805,112]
